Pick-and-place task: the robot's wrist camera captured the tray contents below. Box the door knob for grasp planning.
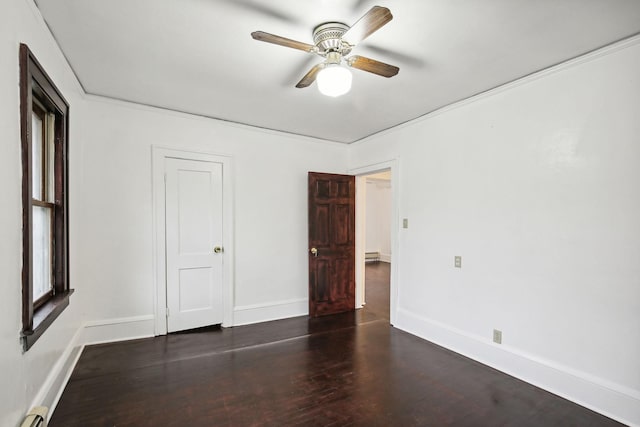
[214,246,223,254]
[310,247,318,257]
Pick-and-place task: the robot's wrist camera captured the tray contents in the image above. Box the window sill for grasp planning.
[22,289,74,351]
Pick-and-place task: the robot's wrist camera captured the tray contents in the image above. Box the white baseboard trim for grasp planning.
[395,308,640,427]
[233,298,308,326]
[31,325,84,421]
[81,315,156,346]
[380,254,391,263]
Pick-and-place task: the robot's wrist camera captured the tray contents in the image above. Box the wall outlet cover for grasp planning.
[493,329,502,344]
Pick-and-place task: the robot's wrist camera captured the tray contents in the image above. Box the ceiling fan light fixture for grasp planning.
[317,64,352,97]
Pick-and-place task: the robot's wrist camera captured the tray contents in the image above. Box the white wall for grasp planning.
[349,38,640,425]
[0,1,85,426]
[365,179,391,261]
[75,97,348,328]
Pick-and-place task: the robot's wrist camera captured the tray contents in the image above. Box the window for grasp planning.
[20,44,72,351]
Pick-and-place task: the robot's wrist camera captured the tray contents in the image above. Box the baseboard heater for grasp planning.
[21,407,48,427]
[365,252,380,262]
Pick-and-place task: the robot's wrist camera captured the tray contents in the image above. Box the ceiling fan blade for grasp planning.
[347,55,399,77]
[342,6,393,45]
[296,64,325,88]
[251,31,316,53]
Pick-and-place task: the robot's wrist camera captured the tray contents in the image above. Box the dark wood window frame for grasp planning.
[20,43,73,351]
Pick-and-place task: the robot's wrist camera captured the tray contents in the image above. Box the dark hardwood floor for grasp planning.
[362,261,390,321]
[50,263,622,426]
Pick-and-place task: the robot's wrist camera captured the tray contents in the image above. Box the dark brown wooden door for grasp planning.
[308,172,355,317]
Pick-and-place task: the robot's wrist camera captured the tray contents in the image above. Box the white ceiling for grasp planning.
[35,0,640,143]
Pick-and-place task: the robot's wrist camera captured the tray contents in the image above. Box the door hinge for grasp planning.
[166,307,170,317]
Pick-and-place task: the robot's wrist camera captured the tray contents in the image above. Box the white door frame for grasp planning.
[152,146,234,335]
[350,159,399,325]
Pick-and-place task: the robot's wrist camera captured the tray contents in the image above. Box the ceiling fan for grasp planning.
[251,6,399,97]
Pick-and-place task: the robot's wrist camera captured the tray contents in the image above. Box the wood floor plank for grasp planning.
[362,261,390,320]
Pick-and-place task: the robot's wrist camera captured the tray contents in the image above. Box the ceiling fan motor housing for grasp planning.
[313,22,351,55]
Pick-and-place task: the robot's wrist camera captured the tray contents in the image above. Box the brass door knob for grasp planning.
[310,247,318,257]
[214,246,223,254]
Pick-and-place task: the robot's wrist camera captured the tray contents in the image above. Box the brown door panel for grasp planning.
[308,172,355,317]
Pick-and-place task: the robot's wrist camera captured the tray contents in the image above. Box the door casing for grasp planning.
[152,146,234,335]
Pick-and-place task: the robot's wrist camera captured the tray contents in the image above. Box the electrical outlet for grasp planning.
[493,329,502,344]
[402,218,409,229]
[454,256,462,268]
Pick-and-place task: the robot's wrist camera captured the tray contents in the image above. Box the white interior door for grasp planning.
[165,157,224,333]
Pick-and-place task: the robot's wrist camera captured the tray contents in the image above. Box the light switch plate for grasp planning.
[402,218,408,229]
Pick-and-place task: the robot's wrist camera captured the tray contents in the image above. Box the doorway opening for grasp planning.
[356,169,392,322]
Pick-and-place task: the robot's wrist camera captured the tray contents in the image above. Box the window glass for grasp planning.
[32,111,43,199]
[32,205,52,302]
[47,114,55,202]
